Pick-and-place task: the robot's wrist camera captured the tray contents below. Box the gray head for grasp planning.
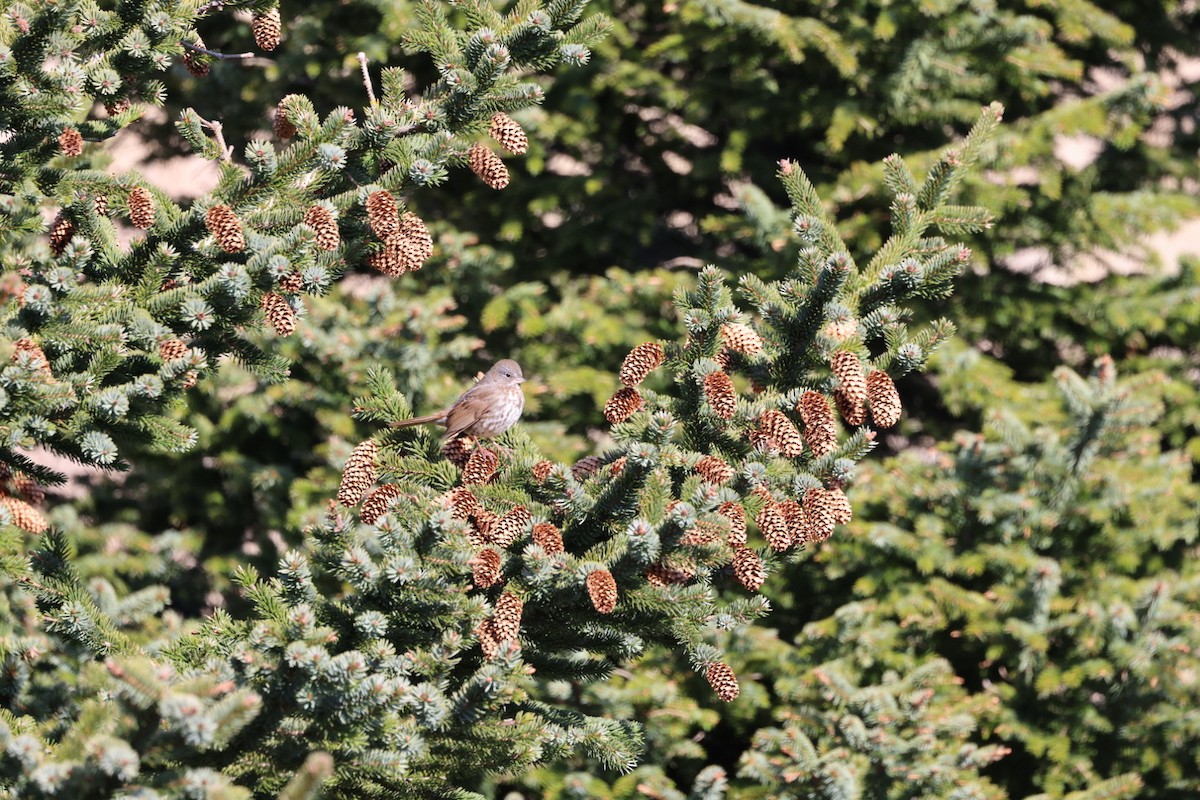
[486,359,525,385]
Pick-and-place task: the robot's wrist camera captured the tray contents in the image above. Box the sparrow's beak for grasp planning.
[517,376,527,383]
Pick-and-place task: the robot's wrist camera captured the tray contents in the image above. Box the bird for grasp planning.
[391,359,526,442]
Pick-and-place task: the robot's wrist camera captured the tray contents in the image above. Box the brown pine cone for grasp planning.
[831,350,867,425]
[261,292,296,337]
[803,487,837,542]
[273,96,298,139]
[717,501,747,546]
[492,591,523,641]
[488,112,529,155]
[585,568,618,613]
[49,213,74,256]
[159,339,187,361]
[719,322,764,356]
[472,547,502,588]
[755,502,793,551]
[58,127,84,156]
[462,447,499,485]
[867,370,902,428]
[127,186,155,229]
[303,205,340,251]
[13,338,50,374]
[835,392,866,427]
[645,560,695,587]
[609,457,627,476]
[467,142,509,190]
[476,619,499,659]
[619,342,665,387]
[532,521,564,555]
[365,190,400,238]
[397,212,433,270]
[731,545,765,591]
[491,505,531,548]
[571,456,603,481]
[277,271,303,294]
[703,371,737,419]
[826,485,853,524]
[777,499,808,545]
[694,455,735,485]
[441,437,476,468]
[360,484,404,525]
[798,390,837,458]
[252,8,282,51]
[604,387,644,424]
[446,487,480,520]
[757,409,804,458]
[705,662,740,702]
[10,473,45,506]
[530,460,555,482]
[0,496,48,534]
[182,38,211,77]
[205,204,245,253]
[468,509,498,547]
[337,440,379,506]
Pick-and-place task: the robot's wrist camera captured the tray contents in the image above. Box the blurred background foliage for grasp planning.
[47,0,1200,796]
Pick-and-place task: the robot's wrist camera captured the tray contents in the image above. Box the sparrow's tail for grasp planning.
[390,411,448,429]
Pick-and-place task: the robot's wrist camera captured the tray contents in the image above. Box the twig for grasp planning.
[357,52,377,105]
[192,112,234,163]
[181,40,255,60]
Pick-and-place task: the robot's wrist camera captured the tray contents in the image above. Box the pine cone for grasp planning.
[488,112,529,155]
[205,204,245,253]
[365,190,399,238]
[717,501,747,546]
[532,521,563,555]
[10,473,44,506]
[361,484,404,525]
[492,591,523,641]
[58,127,84,156]
[703,371,737,419]
[182,370,199,389]
[276,271,303,294]
[731,545,765,591]
[695,455,735,485]
[777,499,808,544]
[609,457,627,476]
[680,520,725,547]
[446,487,480,520]
[261,292,296,337]
[182,38,210,77]
[442,437,476,468]
[831,350,867,425]
[645,561,695,587]
[303,205,340,251]
[472,547,502,588]
[0,496,48,534]
[397,212,433,270]
[13,338,49,370]
[803,487,837,542]
[586,568,618,613]
[252,8,282,51]
[755,502,793,551]
[531,460,555,482]
[835,392,866,427]
[826,486,853,524]
[798,390,837,458]
[127,186,155,229]
[468,509,498,547]
[604,387,644,424]
[476,619,499,659]
[867,370,902,428]
[49,213,73,256]
[705,662,740,702]
[273,96,298,139]
[571,456,603,481]
[757,409,804,458]
[619,342,665,387]
[467,142,509,190]
[491,505,531,548]
[462,447,499,485]
[337,440,378,506]
[159,339,187,361]
[719,322,764,356]
[93,193,109,216]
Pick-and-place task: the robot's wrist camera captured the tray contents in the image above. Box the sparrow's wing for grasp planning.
[442,386,488,440]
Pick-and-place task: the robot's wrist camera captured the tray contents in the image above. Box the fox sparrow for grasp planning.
[391,359,526,441]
